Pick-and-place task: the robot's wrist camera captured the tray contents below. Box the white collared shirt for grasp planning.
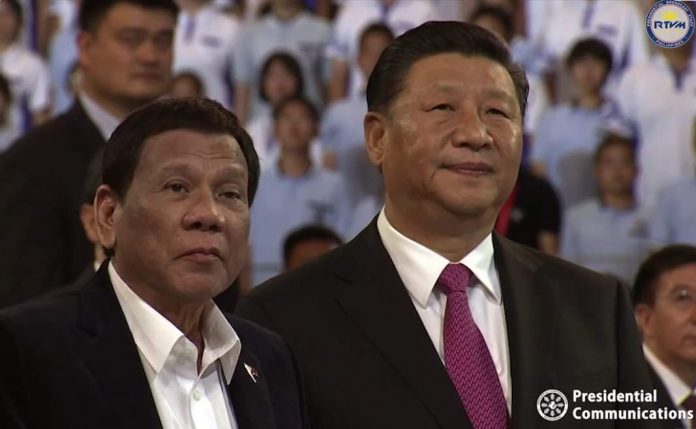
[79,91,121,140]
[377,209,512,412]
[644,344,695,428]
[110,263,241,429]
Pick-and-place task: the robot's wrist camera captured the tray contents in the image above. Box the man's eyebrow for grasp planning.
[481,88,516,103]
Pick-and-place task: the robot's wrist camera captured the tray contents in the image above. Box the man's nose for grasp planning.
[182,190,225,232]
[451,107,493,150]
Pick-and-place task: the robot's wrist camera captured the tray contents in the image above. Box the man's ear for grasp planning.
[94,184,122,253]
[76,31,93,71]
[634,303,653,338]
[364,112,387,169]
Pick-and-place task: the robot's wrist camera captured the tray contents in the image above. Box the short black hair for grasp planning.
[79,0,179,33]
[258,52,305,104]
[359,23,394,51]
[0,73,12,104]
[366,21,528,118]
[566,38,613,73]
[633,245,696,306]
[272,95,319,123]
[103,98,260,204]
[83,148,104,205]
[0,0,22,25]
[470,5,513,42]
[594,133,635,164]
[283,224,343,266]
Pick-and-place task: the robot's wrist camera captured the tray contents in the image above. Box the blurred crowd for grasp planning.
[0,0,695,305]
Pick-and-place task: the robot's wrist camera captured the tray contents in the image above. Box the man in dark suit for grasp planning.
[634,245,696,429]
[237,22,659,429]
[0,98,308,429]
[0,0,176,307]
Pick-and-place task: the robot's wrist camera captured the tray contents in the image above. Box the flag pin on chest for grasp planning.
[244,363,259,383]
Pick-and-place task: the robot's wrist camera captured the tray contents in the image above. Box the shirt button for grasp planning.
[192,390,202,401]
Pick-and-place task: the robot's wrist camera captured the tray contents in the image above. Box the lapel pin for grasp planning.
[244,363,259,383]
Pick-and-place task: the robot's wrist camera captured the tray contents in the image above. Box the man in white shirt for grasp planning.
[0,0,51,131]
[0,0,176,307]
[634,245,696,429]
[0,98,308,429]
[238,21,658,429]
[173,0,240,107]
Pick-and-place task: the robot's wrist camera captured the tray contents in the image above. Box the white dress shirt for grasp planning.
[110,263,241,429]
[79,92,121,141]
[644,344,694,428]
[376,209,512,412]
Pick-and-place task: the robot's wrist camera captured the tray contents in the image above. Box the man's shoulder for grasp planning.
[0,287,82,339]
[247,231,360,304]
[0,105,92,167]
[496,235,621,291]
[228,315,292,356]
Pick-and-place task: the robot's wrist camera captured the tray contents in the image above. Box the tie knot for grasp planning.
[438,264,471,295]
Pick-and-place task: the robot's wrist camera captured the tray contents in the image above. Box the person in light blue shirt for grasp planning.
[561,133,650,283]
[250,96,350,285]
[530,38,619,208]
[321,23,392,208]
[649,179,696,247]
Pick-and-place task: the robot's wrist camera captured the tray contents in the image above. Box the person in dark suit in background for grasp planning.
[237,21,658,429]
[634,245,696,429]
[0,98,308,429]
[0,0,176,307]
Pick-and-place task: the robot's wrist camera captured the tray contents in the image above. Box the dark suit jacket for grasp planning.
[0,263,308,429]
[237,221,660,429]
[0,101,104,308]
[647,363,686,429]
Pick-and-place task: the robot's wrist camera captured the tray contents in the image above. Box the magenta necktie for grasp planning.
[438,263,509,429]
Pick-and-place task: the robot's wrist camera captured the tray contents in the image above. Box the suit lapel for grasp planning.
[493,235,557,428]
[227,343,276,429]
[335,223,472,429]
[77,263,163,428]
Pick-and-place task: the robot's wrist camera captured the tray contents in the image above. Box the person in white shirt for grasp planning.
[325,0,436,102]
[173,0,240,107]
[0,98,309,429]
[0,0,51,131]
[233,0,330,124]
[616,37,696,210]
[0,73,20,153]
[634,245,696,429]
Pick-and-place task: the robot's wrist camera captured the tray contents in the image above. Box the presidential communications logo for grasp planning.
[645,0,695,48]
[537,390,569,422]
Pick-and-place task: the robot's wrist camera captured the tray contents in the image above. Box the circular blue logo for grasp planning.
[646,0,695,48]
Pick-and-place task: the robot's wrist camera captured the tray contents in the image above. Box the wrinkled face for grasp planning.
[0,3,20,44]
[274,101,316,151]
[99,129,250,304]
[78,3,174,107]
[357,32,392,79]
[368,54,523,223]
[594,143,636,196]
[639,264,696,369]
[263,60,300,106]
[570,56,608,94]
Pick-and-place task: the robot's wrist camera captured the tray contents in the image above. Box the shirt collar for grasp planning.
[376,208,501,308]
[79,91,121,140]
[644,344,693,406]
[109,262,241,383]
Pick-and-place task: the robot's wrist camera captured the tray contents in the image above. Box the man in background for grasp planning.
[0,0,176,307]
[634,245,696,429]
[283,224,343,271]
